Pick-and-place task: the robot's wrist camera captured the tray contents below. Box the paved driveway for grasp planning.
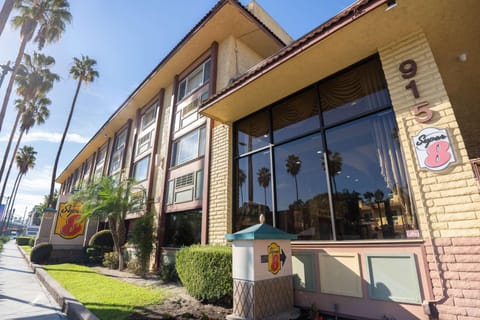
[0,240,66,320]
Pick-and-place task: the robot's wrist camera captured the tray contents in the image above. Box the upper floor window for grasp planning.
[141,103,157,131]
[133,156,150,182]
[110,128,128,174]
[171,126,206,167]
[136,130,153,155]
[177,59,211,102]
[95,146,107,177]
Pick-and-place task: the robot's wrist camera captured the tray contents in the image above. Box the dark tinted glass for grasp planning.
[164,210,201,247]
[272,87,320,143]
[236,109,270,155]
[235,150,272,231]
[325,110,414,240]
[274,133,332,240]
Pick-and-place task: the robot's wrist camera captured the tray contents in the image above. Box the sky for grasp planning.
[0,0,355,222]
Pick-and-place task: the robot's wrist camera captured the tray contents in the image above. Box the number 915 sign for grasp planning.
[412,127,456,171]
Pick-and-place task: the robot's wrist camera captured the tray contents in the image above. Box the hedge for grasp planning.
[176,245,232,304]
[16,236,33,246]
[30,243,53,264]
[86,230,114,264]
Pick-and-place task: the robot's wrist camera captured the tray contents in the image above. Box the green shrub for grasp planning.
[88,229,114,247]
[87,230,114,264]
[0,235,9,243]
[16,236,32,246]
[127,259,142,275]
[28,237,35,247]
[30,243,53,264]
[159,261,179,283]
[102,251,119,269]
[176,245,232,304]
[128,213,154,275]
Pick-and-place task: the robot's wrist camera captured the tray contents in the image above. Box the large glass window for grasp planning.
[110,128,128,174]
[171,126,206,167]
[233,56,417,241]
[164,210,202,247]
[133,156,150,182]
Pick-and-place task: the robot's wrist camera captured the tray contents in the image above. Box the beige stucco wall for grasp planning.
[379,30,480,240]
[217,36,264,94]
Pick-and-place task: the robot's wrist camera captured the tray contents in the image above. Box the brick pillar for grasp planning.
[379,30,480,319]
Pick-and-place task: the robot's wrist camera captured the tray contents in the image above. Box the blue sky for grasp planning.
[0,0,354,221]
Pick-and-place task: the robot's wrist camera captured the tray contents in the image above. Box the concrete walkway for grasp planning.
[0,240,67,320]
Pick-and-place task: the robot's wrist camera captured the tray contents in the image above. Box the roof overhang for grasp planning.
[200,0,480,130]
[57,0,286,183]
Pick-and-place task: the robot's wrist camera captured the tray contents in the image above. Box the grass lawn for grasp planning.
[20,245,32,255]
[43,263,165,320]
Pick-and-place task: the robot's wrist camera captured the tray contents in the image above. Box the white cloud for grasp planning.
[0,131,90,144]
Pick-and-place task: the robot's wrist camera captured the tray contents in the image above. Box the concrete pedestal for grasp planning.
[226,223,299,320]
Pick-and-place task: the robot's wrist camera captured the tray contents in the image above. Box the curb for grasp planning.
[17,246,99,320]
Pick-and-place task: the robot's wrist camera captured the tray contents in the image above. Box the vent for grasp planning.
[176,172,194,189]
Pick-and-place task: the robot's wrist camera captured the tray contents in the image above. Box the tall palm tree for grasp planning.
[2,145,36,233]
[257,167,271,209]
[48,55,98,208]
[0,0,15,38]
[71,176,143,270]
[0,95,50,208]
[0,52,57,204]
[285,154,302,201]
[0,0,71,132]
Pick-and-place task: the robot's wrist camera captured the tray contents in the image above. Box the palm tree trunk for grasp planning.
[48,78,82,207]
[0,128,24,206]
[0,0,14,38]
[294,175,299,201]
[108,216,124,271]
[5,171,22,231]
[3,171,21,233]
[0,110,21,194]
[0,34,29,133]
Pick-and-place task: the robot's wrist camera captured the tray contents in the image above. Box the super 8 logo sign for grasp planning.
[54,202,85,239]
[412,127,455,171]
[398,59,456,171]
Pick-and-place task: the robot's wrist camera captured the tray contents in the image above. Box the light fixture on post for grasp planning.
[386,0,397,11]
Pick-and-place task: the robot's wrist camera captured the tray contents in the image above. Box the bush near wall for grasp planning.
[16,236,34,246]
[176,245,232,305]
[30,243,53,264]
[86,230,114,264]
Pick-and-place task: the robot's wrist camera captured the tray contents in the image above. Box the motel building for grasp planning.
[49,0,480,319]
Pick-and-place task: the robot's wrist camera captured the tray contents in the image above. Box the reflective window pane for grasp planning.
[326,110,414,240]
[236,150,272,231]
[236,110,270,155]
[272,87,320,143]
[320,58,391,127]
[164,210,201,247]
[274,133,332,240]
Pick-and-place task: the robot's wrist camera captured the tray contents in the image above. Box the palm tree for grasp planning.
[71,176,143,270]
[257,167,271,208]
[2,145,36,233]
[0,0,71,132]
[0,95,50,208]
[285,154,302,201]
[0,52,57,204]
[238,168,246,205]
[48,55,98,208]
[0,0,15,38]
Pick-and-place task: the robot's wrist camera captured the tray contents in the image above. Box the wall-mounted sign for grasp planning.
[54,202,85,239]
[412,127,456,171]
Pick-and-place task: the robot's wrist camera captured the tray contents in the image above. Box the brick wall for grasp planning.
[208,122,232,244]
[379,30,480,319]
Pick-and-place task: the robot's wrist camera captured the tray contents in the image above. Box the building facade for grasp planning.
[57,0,480,319]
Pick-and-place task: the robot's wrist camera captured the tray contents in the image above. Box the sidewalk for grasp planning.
[0,240,67,320]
